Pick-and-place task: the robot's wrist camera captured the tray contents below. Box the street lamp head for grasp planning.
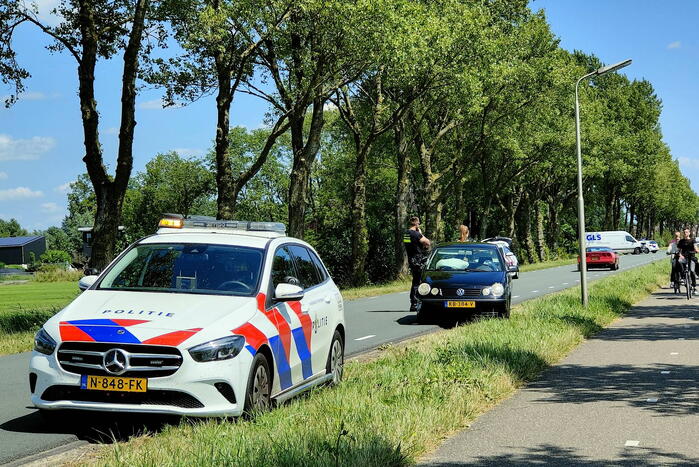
[595,59,632,76]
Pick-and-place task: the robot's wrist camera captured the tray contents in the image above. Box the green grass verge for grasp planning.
[0,281,79,355]
[340,278,411,300]
[93,260,667,466]
[518,256,576,272]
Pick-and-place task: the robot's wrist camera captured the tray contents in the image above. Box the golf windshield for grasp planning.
[427,246,504,272]
[98,243,263,296]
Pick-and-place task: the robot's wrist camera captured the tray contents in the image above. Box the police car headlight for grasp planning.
[34,328,56,355]
[188,335,246,362]
[418,283,431,295]
[481,287,492,296]
[491,282,505,297]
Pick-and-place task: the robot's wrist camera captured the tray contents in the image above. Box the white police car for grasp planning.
[29,216,345,417]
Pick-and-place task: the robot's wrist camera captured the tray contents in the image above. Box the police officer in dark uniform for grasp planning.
[404,216,431,311]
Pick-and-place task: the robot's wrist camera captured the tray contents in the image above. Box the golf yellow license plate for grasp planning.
[446,300,476,308]
[80,374,147,392]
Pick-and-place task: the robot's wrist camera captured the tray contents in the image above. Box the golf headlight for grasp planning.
[430,287,440,295]
[418,283,431,295]
[481,287,492,296]
[491,282,505,297]
[188,335,245,362]
[34,328,56,355]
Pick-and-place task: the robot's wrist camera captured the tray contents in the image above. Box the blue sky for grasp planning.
[1,0,698,231]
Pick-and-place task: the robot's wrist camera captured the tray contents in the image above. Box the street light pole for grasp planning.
[575,59,632,306]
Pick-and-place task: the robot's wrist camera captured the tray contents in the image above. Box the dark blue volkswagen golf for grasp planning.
[416,243,516,322]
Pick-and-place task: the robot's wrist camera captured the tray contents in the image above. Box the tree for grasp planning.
[123,152,215,240]
[0,218,28,237]
[151,0,292,218]
[1,0,164,269]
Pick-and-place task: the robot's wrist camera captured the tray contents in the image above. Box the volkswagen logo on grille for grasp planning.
[456,288,465,296]
[103,348,129,375]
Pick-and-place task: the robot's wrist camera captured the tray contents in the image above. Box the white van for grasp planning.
[585,231,643,254]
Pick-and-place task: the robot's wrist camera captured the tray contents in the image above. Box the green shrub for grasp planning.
[40,249,72,264]
[0,261,5,269]
[34,268,84,282]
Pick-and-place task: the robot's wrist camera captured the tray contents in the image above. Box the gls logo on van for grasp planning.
[586,233,602,241]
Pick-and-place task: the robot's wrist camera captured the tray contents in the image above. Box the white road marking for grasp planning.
[563,282,569,285]
[575,279,580,282]
[625,440,640,447]
[661,371,670,375]
[646,398,659,403]
[513,295,520,298]
[670,352,679,355]
[354,335,376,341]
[548,286,555,289]
[531,290,539,293]
[367,296,378,300]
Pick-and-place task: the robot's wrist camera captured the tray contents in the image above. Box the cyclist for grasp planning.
[666,231,681,287]
[676,228,699,292]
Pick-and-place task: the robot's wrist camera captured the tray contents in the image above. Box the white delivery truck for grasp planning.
[584,231,643,254]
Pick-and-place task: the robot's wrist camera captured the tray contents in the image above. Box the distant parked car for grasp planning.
[578,246,620,271]
[640,240,659,253]
[483,237,519,279]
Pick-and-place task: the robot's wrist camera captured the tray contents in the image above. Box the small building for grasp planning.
[78,226,124,259]
[0,236,47,265]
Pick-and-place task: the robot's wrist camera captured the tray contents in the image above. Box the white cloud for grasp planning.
[677,156,699,169]
[34,0,63,26]
[104,127,119,135]
[0,187,44,201]
[138,99,184,110]
[172,148,205,157]
[0,171,7,180]
[55,182,71,193]
[40,202,60,213]
[667,41,681,49]
[0,134,56,161]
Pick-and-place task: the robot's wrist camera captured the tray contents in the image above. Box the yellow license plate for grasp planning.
[80,374,147,392]
[446,300,476,308]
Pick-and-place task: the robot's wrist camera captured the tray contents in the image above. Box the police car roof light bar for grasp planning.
[159,214,286,234]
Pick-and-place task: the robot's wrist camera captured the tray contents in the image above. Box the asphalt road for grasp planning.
[0,252,664,465]
[424,289,698,466]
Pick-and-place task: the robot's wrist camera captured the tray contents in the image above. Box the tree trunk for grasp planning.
[535,200,546,261]
[83,0,149,269]
[214,66,235,219]
[394,120,410,278]
[350,144,370,285]
[546,197,560,255]
[288,97,324,238]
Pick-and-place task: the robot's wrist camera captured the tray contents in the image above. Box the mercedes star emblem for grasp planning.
[456,288,465,296]
[103,348,129,375]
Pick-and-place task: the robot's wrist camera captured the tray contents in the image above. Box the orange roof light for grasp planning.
[159,218,184,229]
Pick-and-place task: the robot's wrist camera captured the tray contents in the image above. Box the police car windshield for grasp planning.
[98,243,263,296]
[427,246,503,272]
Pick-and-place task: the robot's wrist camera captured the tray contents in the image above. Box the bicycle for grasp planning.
[678,256,694,300]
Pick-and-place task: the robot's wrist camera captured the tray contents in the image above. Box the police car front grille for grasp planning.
[41,385,204,409]
[442,288,482,298]
[57,342,183,378]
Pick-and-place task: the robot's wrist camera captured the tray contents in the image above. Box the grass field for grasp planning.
[0,281,79,355]
[90,260,667,466]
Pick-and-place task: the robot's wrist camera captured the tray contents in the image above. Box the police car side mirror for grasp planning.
[78,275,99,292]
[274,283,304,302]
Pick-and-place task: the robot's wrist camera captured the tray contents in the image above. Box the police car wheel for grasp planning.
[326,330,344,386]
[243,353,271,416]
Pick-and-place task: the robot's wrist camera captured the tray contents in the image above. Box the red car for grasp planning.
[578,246,619,270]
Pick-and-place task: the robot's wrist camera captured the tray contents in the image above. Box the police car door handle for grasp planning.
[301,305,310,313]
